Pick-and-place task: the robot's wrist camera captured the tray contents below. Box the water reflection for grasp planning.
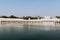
[0,23,60,32]
[0,23,60,40]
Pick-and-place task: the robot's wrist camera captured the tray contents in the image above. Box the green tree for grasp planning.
[1,16,8,18]
[9,15,18,18]
[23,16,31,20]
[56,16,60,19]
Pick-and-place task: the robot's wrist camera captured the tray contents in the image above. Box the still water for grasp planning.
[0,24,60,40]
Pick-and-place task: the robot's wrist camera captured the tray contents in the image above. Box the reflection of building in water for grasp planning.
[10,26,15,32]
[0,23,60,32]
[23,24,31,32]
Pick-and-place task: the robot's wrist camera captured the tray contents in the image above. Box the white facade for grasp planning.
[43,16,51,19]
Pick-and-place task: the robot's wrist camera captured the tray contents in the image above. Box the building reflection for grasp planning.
[22,23,60,31]
[0,23,60,32]
[23,24,31,32]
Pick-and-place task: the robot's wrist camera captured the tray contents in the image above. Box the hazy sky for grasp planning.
[0,0,60,16]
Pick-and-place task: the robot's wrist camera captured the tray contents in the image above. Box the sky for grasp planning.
[0,0,60,16]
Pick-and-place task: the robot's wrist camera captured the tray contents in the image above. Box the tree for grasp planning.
[30,17,37,19]
[1,16,8,18]
[56,16,60,19]
[9,15,18,18]
[23,16,31,20]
